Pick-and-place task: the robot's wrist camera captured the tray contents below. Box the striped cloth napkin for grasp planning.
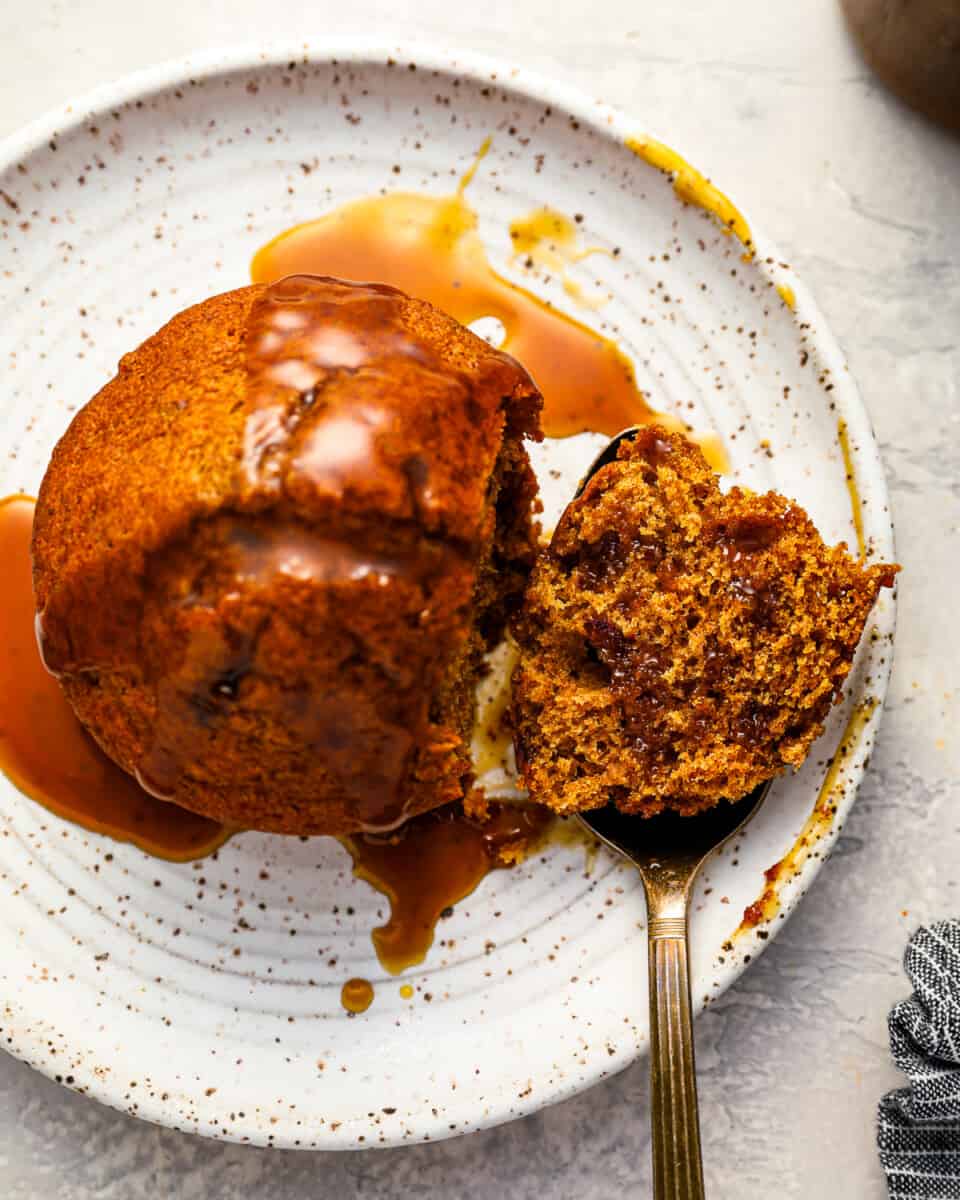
[878,919,960,1199]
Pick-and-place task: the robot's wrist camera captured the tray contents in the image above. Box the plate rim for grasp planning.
[0,36,898,1149]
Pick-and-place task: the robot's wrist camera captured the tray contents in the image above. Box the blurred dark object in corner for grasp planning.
[841,0,960,134]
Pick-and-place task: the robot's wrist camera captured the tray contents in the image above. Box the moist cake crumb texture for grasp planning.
[511,425,898,818]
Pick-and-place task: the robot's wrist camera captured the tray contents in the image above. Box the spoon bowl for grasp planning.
[578,781,769,876]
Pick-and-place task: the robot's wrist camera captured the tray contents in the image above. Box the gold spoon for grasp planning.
[570,427,771,1199]
[578,787,767,1199]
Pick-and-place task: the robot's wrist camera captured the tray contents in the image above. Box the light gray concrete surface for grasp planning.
[0,1,957,1195]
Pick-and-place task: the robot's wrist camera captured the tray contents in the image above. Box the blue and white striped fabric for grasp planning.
[878,919,960,1200]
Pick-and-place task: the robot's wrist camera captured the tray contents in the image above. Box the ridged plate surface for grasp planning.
[0,41,896,1149]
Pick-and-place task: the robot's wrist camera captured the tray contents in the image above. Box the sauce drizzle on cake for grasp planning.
[251,143,692,448]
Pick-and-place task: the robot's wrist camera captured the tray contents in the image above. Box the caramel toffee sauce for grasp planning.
[251,146,667,443]
[343,801,553,975]
[0,495,229,862]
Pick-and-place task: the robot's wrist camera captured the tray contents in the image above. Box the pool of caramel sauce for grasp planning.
[0,496,229,862]
[251,142,662,442]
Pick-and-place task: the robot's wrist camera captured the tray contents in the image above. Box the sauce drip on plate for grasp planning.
[252,141,667,442]
[626,136,754,260]
[0,496,230,862]
[734,698,879,937]
[837,418,866,560]
[344,801,553,975]
[340,977,375,1014]
[508,206,611,311]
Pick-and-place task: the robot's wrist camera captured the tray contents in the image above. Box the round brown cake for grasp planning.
[33,275,543,835]
[511,426,898,818]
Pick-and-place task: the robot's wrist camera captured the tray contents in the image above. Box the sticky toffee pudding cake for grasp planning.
[32,276,543,836]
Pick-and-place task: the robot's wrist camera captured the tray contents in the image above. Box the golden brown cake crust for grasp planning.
[33,277,542,835]
[512,426,898,818]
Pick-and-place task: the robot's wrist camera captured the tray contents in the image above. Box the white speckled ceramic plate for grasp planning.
[0,41,896,1149]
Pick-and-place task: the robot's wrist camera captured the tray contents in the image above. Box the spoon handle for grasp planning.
[647,906,705,1200]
